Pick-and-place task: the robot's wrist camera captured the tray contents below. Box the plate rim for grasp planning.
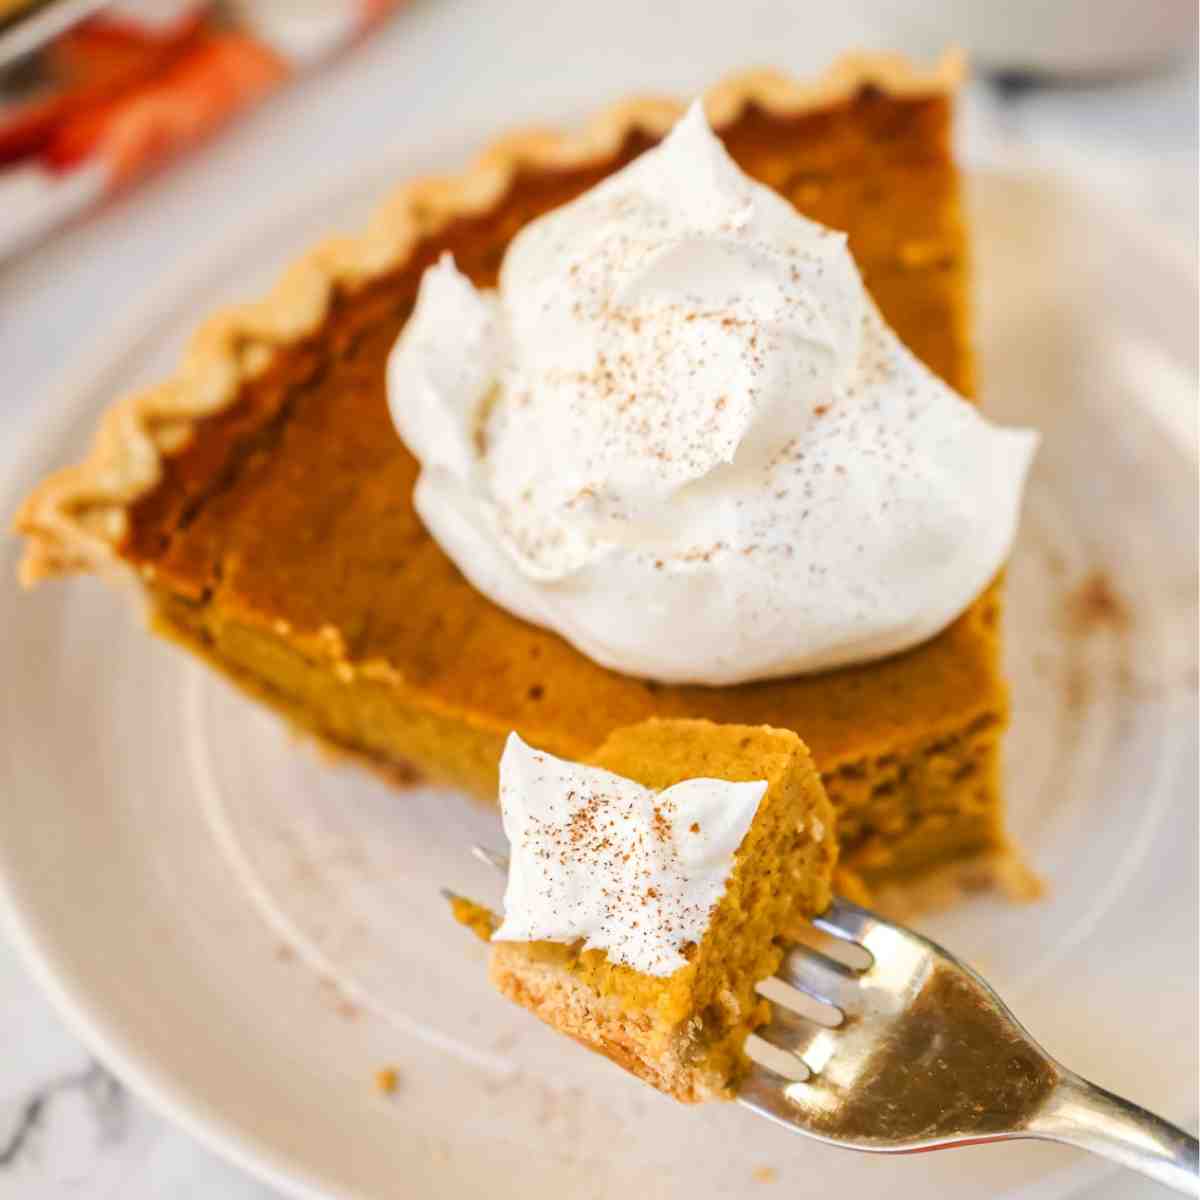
[1,151,1196,1200]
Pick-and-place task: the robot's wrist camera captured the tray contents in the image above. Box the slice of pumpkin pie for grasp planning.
[16,53,1033,906]
[454,718,837,1102]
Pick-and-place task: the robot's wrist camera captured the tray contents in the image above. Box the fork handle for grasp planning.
[1029,1070,1199,1195]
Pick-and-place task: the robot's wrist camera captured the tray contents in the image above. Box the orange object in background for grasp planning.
[0,1,402,258]
[0,11,206,167]
[45,31,286,185]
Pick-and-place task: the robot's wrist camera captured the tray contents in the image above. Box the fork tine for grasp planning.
[811,897,882,958]
[756,1007,840,1076]
[777,943,862,1015]
[472,844,510,874]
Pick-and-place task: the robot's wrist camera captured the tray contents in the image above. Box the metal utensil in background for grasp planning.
[0,0,110,71]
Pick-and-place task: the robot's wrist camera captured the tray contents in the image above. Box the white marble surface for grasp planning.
[1,2,1195,1196]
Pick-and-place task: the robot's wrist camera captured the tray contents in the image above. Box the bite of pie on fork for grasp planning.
[447,719,1198,1194]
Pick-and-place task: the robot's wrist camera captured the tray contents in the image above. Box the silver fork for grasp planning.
[468,846,1198,1194]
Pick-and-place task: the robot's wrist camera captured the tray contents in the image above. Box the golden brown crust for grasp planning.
[489,943,730,1103]
[15,50,964,586]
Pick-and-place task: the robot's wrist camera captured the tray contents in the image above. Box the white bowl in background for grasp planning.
[878,0,1198,76]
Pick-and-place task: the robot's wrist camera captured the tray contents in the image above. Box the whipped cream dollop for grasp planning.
[491,733,765,976]
[388,103,1037,685]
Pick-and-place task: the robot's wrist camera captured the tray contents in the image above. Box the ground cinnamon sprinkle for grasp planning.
[1064,571,1131,635]
[651,803,672,843]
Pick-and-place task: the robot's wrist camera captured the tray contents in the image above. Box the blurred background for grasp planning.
[3,0,1197,422]
[1,1,1196,1197]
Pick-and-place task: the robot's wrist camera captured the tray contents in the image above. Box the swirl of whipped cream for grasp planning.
[491,733,766,976]
[387,102,1037,685]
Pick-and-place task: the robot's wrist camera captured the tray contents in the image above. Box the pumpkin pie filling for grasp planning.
[18,58,1022,900]
[454,718,839,1103]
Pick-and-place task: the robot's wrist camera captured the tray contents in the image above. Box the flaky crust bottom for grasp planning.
[489,943,731,1103]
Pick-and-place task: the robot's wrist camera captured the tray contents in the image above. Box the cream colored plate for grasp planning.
[0,157,1195,1200]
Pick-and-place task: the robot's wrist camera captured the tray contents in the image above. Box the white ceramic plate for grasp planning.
[1,155,1196,1200]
